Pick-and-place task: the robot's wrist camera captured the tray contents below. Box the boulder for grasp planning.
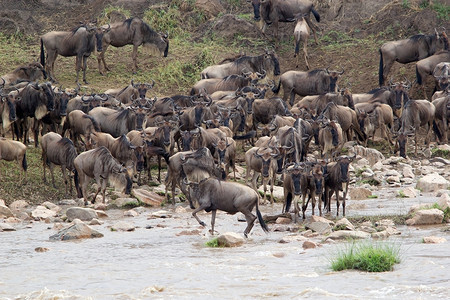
[310,215,335,225]
[42,201,61,212]
[408,203,434,214]
[50,219,103,240]
[0,204,14,218]
[416,173,450,193]
[402,167,415,178]
[349,187,372,200]
[195,0,224,18]
[350,145,385,166]
[423,236,447,244]
[437,193,450,210]
[217,232,245,247]
[150,210,173,218]
[306,221,332,234]
[175,206,188,214]
[124,210,139,217]
[386,175,400,184]
[275,217,291,224]
[400,187,418,198]
[9,200,28,211]
[111,197,139,208]
[279,234,307,243]
[334,218,355,231]
[66,207,98,222]
[326,230,371,240]
[302,240,318,249]
[132,189,164,207]
[31,205,57,219]
[111,221,135,231]
[371,161,384,171]
[58,199,78,206]
[0,223,15,231]
[406,209,444,225]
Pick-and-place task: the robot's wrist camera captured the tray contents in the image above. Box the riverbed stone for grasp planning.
[326,230,371,240]
[175,206,188,214]
[349,187,372,200]
[50,219,103,240]
[0,205,13,218]
[334,218,355,231]
[279,234,307,243]
[66,207,98,222]
[124,209,139,217]
[0,223,15,231]
[9,200,28,211]
[58,199,78,206]
[132,189,165,206]
[386,175,400,184]
[423,236,447,244]
[217,232,245,247]
[31,205,57,220]
[437,193,450,210]
[406,209,444,226]
[151,210,173,218]
[372,161,384,171]
[302,240,318,249]
[416,173,450,192]
[350,145,385,166]
[402,167,415,178]
[400,187,418,198]
[111,221,135,231]
[310,215,335,226]
[42,201,61,213]
[275,217,291,224]
[306,221,332,234]
[112,197,140,208]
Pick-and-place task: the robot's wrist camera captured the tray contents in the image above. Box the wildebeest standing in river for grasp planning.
[97,17,169,74]
[40,21,109,84]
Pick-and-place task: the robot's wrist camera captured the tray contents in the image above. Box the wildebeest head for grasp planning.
[394,130,413,158]
[132,79,155,99]
[249,0,261,21]
[95,24,111,52]
[131,105,148,130]
[390,79,411,117]
[336,155,353,183]
[262,50,281,76]
[214,138,233,179]
[286,163,303,195]
[142,21,169,58]
[32,81,55,112]
[254,146,279,178]
[326,68,344,92]
[2,94,18,123]
[155,121,173,153]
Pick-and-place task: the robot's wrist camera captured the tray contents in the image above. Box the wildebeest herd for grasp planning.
[0,1,449,237]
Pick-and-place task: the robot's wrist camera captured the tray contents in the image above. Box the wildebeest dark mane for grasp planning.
[140,20,160,45]
[82,114,100,131]
[116,108,132,120]
[367,87,387,95]
[124,18,133,28]
[95,146,117,173]
[57,137,74,147]
[409,34,429,42]
[70,24,88,35]
[58,137,78,168]
[308,69,325,76]
[223,74,242,82]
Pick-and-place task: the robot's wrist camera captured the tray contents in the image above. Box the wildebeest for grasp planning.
[255,0,320,42]
[319,102,365,142]
[178,100,214,131]
[213,137,237,180]
[323,155,354,216]
[40,22,108,84]
[293,13,310,69]
[15,81,55,147]
[432,95,450,144]
[104,79,155,104]
[0,93,18,133]
[64,109,100,150]
[40,87,72,134]
[245,145,279,204]
[66,93,108,115]
[200,50,280,79]
[184,177,269,237]
[165,147,216,205]
[88,106,148,137]
[415,32,449,99]
[41,132,78,195]
[318,119,343,159]
[0,137,27,182]
[74,146,133,205]
[379,29,446,86]
[191,72,264,96]
[252,96,291,131]
[97,17,169,74]
[355,102,394,148]
[273,68,344,106]
[282,162,304,222]
[1,62,45,86]
[294,88,355,115]
[398,99,436,156]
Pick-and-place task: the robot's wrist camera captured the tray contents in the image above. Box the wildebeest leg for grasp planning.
[97,43,111,75]
[80,173,89,206]
[132,44,139,73]
[301,191,308,221]
[444,117,449,144]
[318,193,322,216]
[335,188,340,216]
[101,178,108,204]
[42,151,48,184]
[157,156,162,182]
[241,208,257,238]
[82,55,89,84]
[48,162,56,188]
[61,166,70,195]
[192,203,211,227]
[91,175,103,204]
[251,172,260,202]
[342,184,348,216]
[210,209,217,235]
[289,90,296,107]
[303,38,310,70]
[75,54,83,84]
[46,51,58,82]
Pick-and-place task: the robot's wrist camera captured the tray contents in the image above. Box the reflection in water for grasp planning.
[1,199,449,299]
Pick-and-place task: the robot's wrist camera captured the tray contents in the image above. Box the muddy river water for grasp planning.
[0,192,449,299]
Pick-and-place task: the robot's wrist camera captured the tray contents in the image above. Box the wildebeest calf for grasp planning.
[0,137,27,182]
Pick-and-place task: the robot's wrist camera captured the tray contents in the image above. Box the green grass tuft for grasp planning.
[205,237,222,248]
[330,241,401,272]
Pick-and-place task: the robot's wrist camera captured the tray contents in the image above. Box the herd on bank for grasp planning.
[0,0,449,236]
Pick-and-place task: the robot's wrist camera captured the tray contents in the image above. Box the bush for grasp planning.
[330,241,400,272]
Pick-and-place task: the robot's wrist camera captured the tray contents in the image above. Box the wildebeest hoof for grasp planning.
[200,221,206,227]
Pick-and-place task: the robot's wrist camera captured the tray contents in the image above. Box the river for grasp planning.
[0,193,449,299]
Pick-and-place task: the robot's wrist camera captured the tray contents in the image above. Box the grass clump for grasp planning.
[205,237,222,248]
[397,190,408,198]
[431,148,450,158]
[330,241,400,272]
[431,1,450,20]
[368,194,378,199]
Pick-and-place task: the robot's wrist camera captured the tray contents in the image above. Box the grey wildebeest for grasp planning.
[323,155,354,216]
[273,68,344,107]
[184,177,269,237]
[379,29,446,86]
[104,79,155,104]
[293,13,311,69]
[97,17,169,74]
[15,81,55,147]
[191,72,265,96]
[245,145,279,204]
[74,146,133,206]
[318,119,343,160]
[415,32,449,99]
[0,93,17,133]
[1,62,45,86]
[41,132,78,195]
[259,115,295,137]
[88,106,147,137]
[398,99,436,157]
[213,137,237,180]
[255,0,320,43]
[320,102,366,142]
[0,137,27,182]
[165,147,216,205]
[294,87,355,115]
[355,102,394,148]
[282,163,304,222]
[64,109,100,150]
[40,22,108,84]
[200,50,280,79]
[252,96,291,131]
[432,95,450,144]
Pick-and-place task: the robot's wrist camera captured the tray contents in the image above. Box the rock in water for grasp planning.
[66,207,98,222]
[217,232,245,247]
[50,220,103,240]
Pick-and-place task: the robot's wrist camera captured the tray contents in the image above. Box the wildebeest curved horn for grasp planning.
[97,94,109,102]
[282,140,293,149]
[0,77,5,88]
[190,127,200,134]
[182,177,190,186]
[325,67,330,74]
[147,79,155,89]
[81,95,91,103]
[338,68,345,75]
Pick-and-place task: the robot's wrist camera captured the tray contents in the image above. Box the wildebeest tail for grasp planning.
[40,39,47,79]
[74,169,82,198]
[233,130,256,140]
[22,153,28,171]
[416,65,423,85]
[284,193,292,213]
[311,7,320,22]
[256,197,269,234]
[295,40,300,56]
[378,49,383,86]
[272,79,281,94]
[432,120,443,142]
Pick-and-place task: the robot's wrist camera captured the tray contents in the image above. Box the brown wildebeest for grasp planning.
[432,95,450,144]
[245,145,279,204]
[40,22,109,84]
[64,109,100,150]
[398,99,436,157]
[320,102,366,142]
[323,155,354,217]
[1,62,45,86]
[252,96,291,130]
[282,162,304,222]
[379,29,446,86]
[191,72,265,96]
[74,146,133,206]
[213,137,237,180]
[254,0,320,43]
[184,177,269,237]
[0,137,27,182]
[41,132,78,195]
[0,93,18,133]
[293,13,310,69]
[97,17,169,74]
[355,102,394,149]
[88,106,148,137]
[318,118,343,160]
[415,32,449,99]
[259,115,295,137]
[294,88,355,115]
[104,79,155,104]
[165,147,216,205]
[200,50,280,80]
[273,68,344,107]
